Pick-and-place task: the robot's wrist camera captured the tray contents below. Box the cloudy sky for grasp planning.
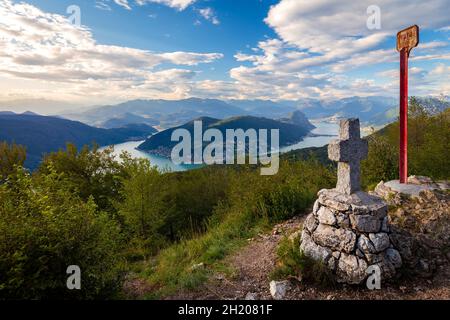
[0,0,449,108]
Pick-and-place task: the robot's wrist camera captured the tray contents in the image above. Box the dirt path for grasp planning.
[169,214,450,300]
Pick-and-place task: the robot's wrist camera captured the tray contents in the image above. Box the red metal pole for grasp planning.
[399,48,408,183]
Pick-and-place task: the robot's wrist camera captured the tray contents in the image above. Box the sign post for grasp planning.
[396,25,419,184]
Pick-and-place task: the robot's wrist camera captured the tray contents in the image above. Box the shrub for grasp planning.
[0,166,123,299]
[271,234,334,287]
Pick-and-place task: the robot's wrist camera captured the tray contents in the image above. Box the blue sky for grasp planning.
[24,0,279,81]
[0,0,449,108]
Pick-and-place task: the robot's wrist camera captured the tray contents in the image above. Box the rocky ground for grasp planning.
[168,185,450,300]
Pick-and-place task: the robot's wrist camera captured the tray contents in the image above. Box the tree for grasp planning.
[0,142,26,182]
[39,143,128,216]
[0,165,123,299]
[116,158,165,254]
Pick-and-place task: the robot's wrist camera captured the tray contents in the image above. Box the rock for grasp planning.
[304,213,318,233]
[351,201,387,218]
[380,180,440,198]
[336,212,350,228]
[374,259,396,279]
[418,259,430,274]
[300,230,332,262]
[312,224,356,253]
[389,231,416,267]
[365,253,384,264]
[336,253,368,284]
[357,234,375,254]
[327,256,337,271]
[355,249,365,258]
[317,206,337,226]
[408,175,434,185]
[381,216,390,232]
[369,233,390,252]
[269,280,290,300]
[350,214,381,233]
[245,292,258,300]
[385,248,402,269]
[332,251,341,260]
[318,189,352,211]
[313,199,320,215]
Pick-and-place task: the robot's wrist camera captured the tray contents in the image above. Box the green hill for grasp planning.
[0,113,157,169]
[138,115,314,159]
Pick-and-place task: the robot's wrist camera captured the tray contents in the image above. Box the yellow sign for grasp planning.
[397,25,419,54]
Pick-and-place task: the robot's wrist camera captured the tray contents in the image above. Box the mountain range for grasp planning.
[63,96,449,130]
[0,113,156,169]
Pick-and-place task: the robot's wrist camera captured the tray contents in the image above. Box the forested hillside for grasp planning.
[0,113,156,169]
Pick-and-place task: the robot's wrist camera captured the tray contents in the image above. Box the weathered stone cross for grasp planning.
[328,118,368,195]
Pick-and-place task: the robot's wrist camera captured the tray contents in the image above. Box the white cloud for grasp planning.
[262,0,450,74]
[135,0,196,11]
[158,52,223,65]
[223,0,450,100]
[95,1,112,11]
[114,0,131,10]
[266,0,450,52]
[1,0,449,104]
[0,0,222,103]
[198,7,220,25]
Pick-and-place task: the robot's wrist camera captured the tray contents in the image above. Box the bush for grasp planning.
[39,144,128,216]
[362,98,450,187]
[0,166,124,299]
[0,142,26,182]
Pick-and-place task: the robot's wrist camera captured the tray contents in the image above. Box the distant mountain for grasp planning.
[227,99,297,118]
[137,115,314,159]
[0,113,157,169]
[62,96,449,131]
[22,111,40,116]
[0,99,83,114]
[65,98,245,129]
[63,97,402,130]
[297,96,450,126]
[298,96,398,124]
[280,110,316,131]
[101,112,159,129]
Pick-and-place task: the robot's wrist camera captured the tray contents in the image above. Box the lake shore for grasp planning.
[106,121,339,172]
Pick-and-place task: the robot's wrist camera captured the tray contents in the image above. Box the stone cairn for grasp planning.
[300,118,402,284]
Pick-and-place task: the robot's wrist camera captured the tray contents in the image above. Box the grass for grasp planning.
[139,208,272,298]
[270,233,335,288]
[127,160,336,298]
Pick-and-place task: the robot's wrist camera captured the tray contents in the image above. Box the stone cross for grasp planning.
[328,118,368,195]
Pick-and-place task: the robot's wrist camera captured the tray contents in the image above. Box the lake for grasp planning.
[105,120,339,172]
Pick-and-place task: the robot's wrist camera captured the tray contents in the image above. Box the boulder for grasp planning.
[312,199,321,215]
[317,206,337,226]
[336,212,350,228]
[300,230,332,262]
[317,189,352,211]
[269,280,290,300]
[357,234,376,254]
[385,248,402,269]
[350,214,381,233]
[369,232,390,252]
[336,253,368,284]
[304,213,318,233]
[312,224,356,253]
